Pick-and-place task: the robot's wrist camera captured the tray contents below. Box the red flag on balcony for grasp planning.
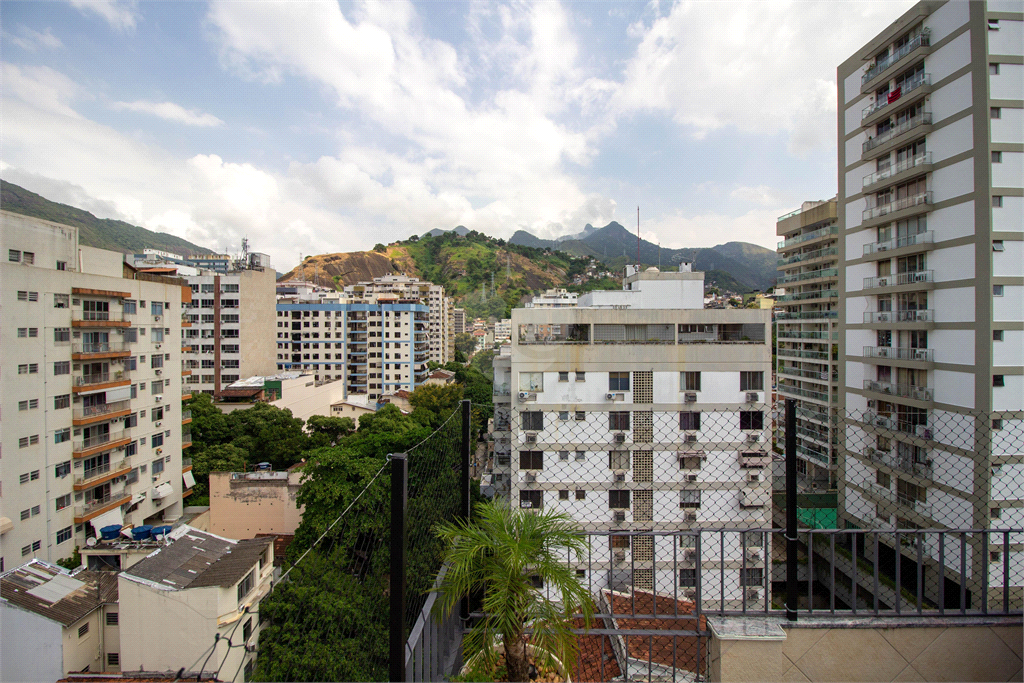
[887,87,902,104]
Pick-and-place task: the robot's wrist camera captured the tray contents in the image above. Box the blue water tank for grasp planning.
[151,525,172,539]
[100,525,122,541]
[131,525,153,541]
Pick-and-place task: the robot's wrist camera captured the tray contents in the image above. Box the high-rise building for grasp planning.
[837,0,1022,607]
[452,308,466,335]
[775,199,840,489]
[1,212,192,571]
[344,275,451,364]
[494,265,773,606]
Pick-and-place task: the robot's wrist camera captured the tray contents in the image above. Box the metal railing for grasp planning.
[73,400,131,421]
[182,457,193,468]
[863,380,934,401]
[75,372,130,387]
[863,112,933,155]
[859,412,932,438]
[863,346,934,362]
[863,270,934,289]
[778,225,839,251]
[777,330,836,340]
[862,73,930,120]
[72,311,126,323]
[777,246,838,267]
[73,429,130,452]
[865,448,934,479]
[863,153,932,188]
[862,31,930,84]
[779,384,832,402]
[72,341,130,354]
[779,366,837,382]
[776,311,838,320]
[777,289,838,302]
[863,192,932,221]
[75,458,129,486]
[74,491,130,517]
[182,409,192,421]
[864,229,934,255]
[864,309,933,323]
[777,348,831,360]
[777,268,838,285]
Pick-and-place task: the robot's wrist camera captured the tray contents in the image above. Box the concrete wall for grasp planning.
[0,602,66,683]
[208,470,303,538]
[270,375,347,422]
[709,619,1022,682]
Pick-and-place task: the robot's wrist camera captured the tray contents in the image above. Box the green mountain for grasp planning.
[1,180,214,256]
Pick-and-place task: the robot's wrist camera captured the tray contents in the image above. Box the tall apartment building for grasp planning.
[344,275,451,364]
[525,288,578,308]
[837,0,1022,607]
[453,308,466,335]
[1,212,192,572]
[775,199,840,489]
[276,293,431,400]
[495,266,773,607]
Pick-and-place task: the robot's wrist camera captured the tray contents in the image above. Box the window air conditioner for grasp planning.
[746,433,760,443]
[606,392,624,401]
[685,434,698,444]
[614,550,626,563]
[746,472,761,483]
[685,474,698,483]
[867,399,877,409]
[746,589,761,601]
[614,433,626,444]
[684,511,697,522]
[518,392,536,401]
[155,396,163,403]
[154,421,162,428]
[525,433,538,444]
[865,448,877,459]
[684,392,698,403]
[684,548,698,561]
[155,369,162,376]
[745,392,759,403]
[524,472,536,483]
[520,500,533,509]
[613,511,626,524]
[155,448,162,455]
[614,473,626,483]
[747,549,762,563]
[154,316,161,322]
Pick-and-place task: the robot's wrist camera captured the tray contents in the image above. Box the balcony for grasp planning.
[863,380,933,402]
[863,270,933,290]
[862,191,931,225]
[182,409,193,424]
[778,384,832,402]
[72,399,132,426]
[776,289,838,303]
[862,480,895,502]
[492,385,511,396]
[862,74,931,124]
[777,246,838,267]
[73,429,131,457]
[863,152,932,192]
[73,372,131,392]
[861,30,930,91]
[863,346,934,362]
[182,387,193,399]
[182,428,192,448]
[863,230,934,257]
[861,412,933,439]
[71,341,131,360]
[71,311,130,328]
[74,491,132,523]
[74,458,130,490]
[896,495,932,518]
[775,310,838,321]
[778,225,839,251]
[779,366,837,383]
[865,448,934,480]
[777,330,836,341]
[863,309,933,324]
[797,444,831,465]
[777,268,838,286]
[777,348,831,361]
[182,457,193,472]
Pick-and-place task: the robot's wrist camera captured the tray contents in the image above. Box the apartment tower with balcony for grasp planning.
[776,199,840,489]
[498,266,773,607]
[837,0,1023,608]
[1,212,192,572]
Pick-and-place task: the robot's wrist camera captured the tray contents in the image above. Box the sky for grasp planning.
[1,0,915,270]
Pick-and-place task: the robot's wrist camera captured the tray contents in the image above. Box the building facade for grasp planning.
[837,0,1023,607]
[525,288,579,308]
[343,275,451,364]
[775,199,840,489]
[1,212,192,572]
[494,267,773,608]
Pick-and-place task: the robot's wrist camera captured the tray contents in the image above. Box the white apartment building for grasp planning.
[118,526,273,682]
[1,212,191,572]
[525,288,578,308]
[776,199,840,489]
[494,318,512,342]
[344,274,452,364]
[837,0,1023,608]
[495,266,773,608]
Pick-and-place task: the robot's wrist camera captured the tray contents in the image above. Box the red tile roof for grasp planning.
[604,590,707,676]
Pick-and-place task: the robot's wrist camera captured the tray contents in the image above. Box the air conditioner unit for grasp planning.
[518,391,536,401]
[685,474,698,483]
[684,392,698,403]
[746,472,761,483]
[245,644,257,654]
[684,511,697,522]
[877,313,890,322]
[614,550,626,563]
[746,433,760,443]
[865,447,877,459]
[683,548,698,561]
[154,396,163,403]
[684,434,698,444]
[614,433,626,444]
[683,588,697,600]
[613,511,626,524]
[520,500,533,509]
[606,392,624,401]
[614,473,626,483]
[155,448,163,455]
[154,421,162,428]
[745,589,761,601]
[524,472,536,483]
[747,549,762,563]
[155,369,162,376]
[745,392,759,403]
[525,433,537,444]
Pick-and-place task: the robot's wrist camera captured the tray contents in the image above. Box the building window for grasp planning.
[992,196,1003,208]
[681,371,701,391]
[519,490,542,510]
[679,569,697,587]
[740,371,764,391]
[23,251,34,264]
[54,361,70,375]
[56,526,73,544]
[608,450,630,470]
[575,490,586,500]
[740,411,764,430]
[609,412,630,430]
[521,411,543,431]
[989,63,1000,75]
[992,151,1003,163]
[55,461,72,478]
[519,372,543,392]
[559,490,569,500]
[56,493,71,510]
[519,450,543,469]
[55,428,70,444]
[151,301,164,315]
[54,327,70,342]
[679,411,701,430]
[79,623,90,638]
[609,372,630,391]
[558,371,569,382]
[993,241,1005,252]
[740,568,763,587]
[991,107,1001,119]
[575,411,586,421]
[680,490,701,509]
[608,490,630,509]
[575,371,586,381]
[242,617,253,641]
[679,456,702,470]
[54,394,70,409]
[237,570,255,602]
[54,293,69,308]
[9,249,20,262]
[151,433,164,449]
[992,419,1003,431]
[993,285,1004,296]
[993,375,1005,387]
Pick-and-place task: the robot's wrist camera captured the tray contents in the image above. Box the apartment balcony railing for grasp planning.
[777,268,838,285]
[862,31,930,85]
[73,400,131,422]
[777,348,831,361]
[75,458,130,488]
[863,230,934,256]
[777,246,838,267]
[182,387,193,397]
[72,311,128,323]
[863,112,933,155]
[74,492,131,521]
[72,341,131,355]
[865,448,934,479]
[778,384,832,402]
[75,372,131,387]
[73,429,130,453]
[780,366,838,382]
[182,428,192,446]
[492,386,511,396]
[863,192,932,222]
[181,409,193,422]
[182,457,193,469]
[897,495,932,517]
[861,412,933,439]
[863,480,895,502]
[797,444,830,464]
[777,330,837,341]
[864,309,933,324]
[863,346,934,362]
[797,407,831,423]
[863,380,934,402]
[777,289,838,303]
[863,270,933,289]
[863,153,932,188]
[862,73,930,120]
[777,225,839,251]
[776,310,838,321]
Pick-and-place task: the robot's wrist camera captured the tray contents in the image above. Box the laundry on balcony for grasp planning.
[887,87,902,103]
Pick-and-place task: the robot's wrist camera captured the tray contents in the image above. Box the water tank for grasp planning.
[100,525,123,541]
[131,525,153,541]
[151,525,172,539]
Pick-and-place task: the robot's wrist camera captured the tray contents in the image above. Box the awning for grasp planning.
[152,482,173,500]
[88,507,124,532]
[183,470,196,489]
[105,386,132,402]
[130,492,146,506]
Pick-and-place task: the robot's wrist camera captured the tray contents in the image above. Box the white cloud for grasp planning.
[67,0,139,32]
[645,205,791,251]
[112,100,224,127]
[1,63,85,118]
[4,26,64,51]
[730,185,779,207]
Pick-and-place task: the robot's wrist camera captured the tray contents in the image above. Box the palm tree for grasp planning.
[434,499,593,682]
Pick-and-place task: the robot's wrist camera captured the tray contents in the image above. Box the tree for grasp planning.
[306,415,356,447]
[190,443,249,498]
[373,243,387,253]
[408,383,464,424]
[225,403,308,470]
[454,332,477,354]
[434,500,593,682]
[454,349,467,363]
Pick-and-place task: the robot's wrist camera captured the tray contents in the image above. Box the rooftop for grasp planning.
[1,559,118,627]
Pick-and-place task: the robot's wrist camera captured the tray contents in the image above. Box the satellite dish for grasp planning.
[86,538,98,547]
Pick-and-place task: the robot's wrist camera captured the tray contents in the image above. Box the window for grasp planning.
[740,411,764,430]
[151,380,164,395]
[151,327,164,342]
[151,354,164,369]
[57,526,73,544]
[991,107,1001,119]
[993,419,1003,431]
[123,299,137,314]
[9,249,20,262]
[679,569,697,587]
[993,375,1005,387]
[521,411,543,431]
[740,371,764,391]
[54,361,70,375]
[152,406,164,421]
[79,623,90,638]
[740,568,763,587]
[559,450,570,460]
[992,196,1003,208]
[575,450,586,461]
[107,653,120,667]
[609,490,630,509]
[681,371,701,391]
[151,301,164,315]
[609,372,630,391]
[151,434,164,449]
[876,470,891,489]
[679,456,702,470]
[519,372,543,391]
[993,241,1005,252]
[243,617,253,641]
[992,151,1003,163]
[54,327,70,342]
[679,411,701,430]
[680,490,701,509]
[575,490,586,500]
[993,285,1004,296]
[237,570,255,602]
[56,493,72,510]
[55,394,71,409]
[55,428,70,444]
[54,293,69,308]
[55,461,72,478]
[559,490,569,500]
[575,371,586,381]
[23,251,34,264]
[519,451,543,469]
[21,509,30,521]
[743,531,763,548]
[609,412,630,430]
[988,18,999,30]
[991,507,1001,520]
[558,371,569,382]
[609,534,630,549]
[519,490,543,509]
[608,450,630,470]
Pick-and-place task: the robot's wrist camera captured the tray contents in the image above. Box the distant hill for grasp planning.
[0,180,214,256]
[508,221,777,291]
